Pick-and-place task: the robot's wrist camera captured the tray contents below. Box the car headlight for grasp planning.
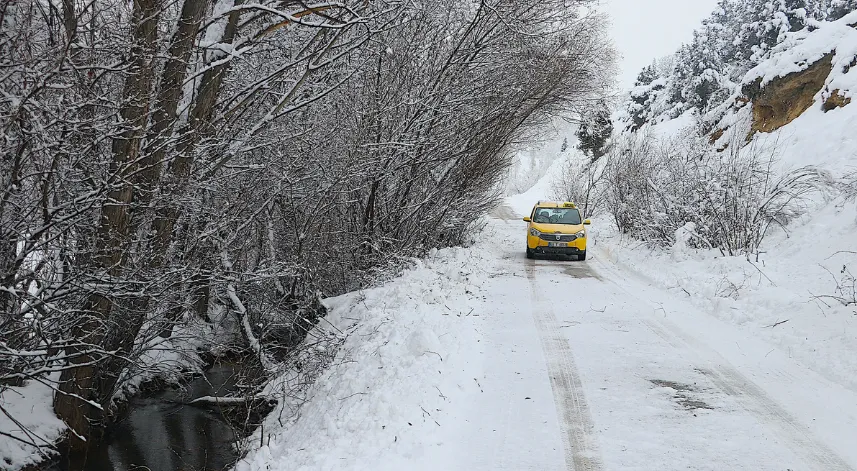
[575,230,586,238]
[530,228,541,237]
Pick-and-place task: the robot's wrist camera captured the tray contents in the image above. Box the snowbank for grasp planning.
[0,303,234,470]
[0,374,66,470]
[235,246,493,471]
[504,118,577,196]
[593,200,857,392]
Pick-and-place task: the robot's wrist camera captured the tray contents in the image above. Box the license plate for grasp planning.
[548,242,567,247]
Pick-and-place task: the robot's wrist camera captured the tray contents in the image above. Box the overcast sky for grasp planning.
[600,0,721,90]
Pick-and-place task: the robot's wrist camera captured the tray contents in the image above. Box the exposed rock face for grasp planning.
[823,89,852,111]
[845,55,857,74]
[742,53,834,136]
[708,127,725,144]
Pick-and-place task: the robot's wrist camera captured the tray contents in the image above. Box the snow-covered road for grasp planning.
[238,209,857,471]
[454,209,857,470]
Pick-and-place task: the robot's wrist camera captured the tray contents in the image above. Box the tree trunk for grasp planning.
[150,1,243,337]
[151,0,244,260]
[54,0,162,449]
[138,0,213,338]
[139,0,212,211]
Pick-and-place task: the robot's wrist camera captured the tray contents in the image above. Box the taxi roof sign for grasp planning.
[534,201,578,209]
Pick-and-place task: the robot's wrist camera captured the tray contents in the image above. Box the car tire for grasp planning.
[578,250,587,261]
[526,247,534,259]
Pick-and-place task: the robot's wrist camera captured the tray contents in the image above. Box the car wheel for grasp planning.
[526,247,534,259]
[578,250,587,261]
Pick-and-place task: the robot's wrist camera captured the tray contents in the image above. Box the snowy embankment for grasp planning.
[506,155,567,215]
[0,375,66,470]
[236,245,493,470]
[503,117,576,196]
[593,205,857,391]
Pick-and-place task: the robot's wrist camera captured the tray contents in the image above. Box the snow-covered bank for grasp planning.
[504,118,577,196]
[0,313,235,470]
[0,374,66,470]
[506,155,567,217]
[236,245,494,470]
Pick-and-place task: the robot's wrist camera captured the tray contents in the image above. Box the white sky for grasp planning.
[601,0,722,90]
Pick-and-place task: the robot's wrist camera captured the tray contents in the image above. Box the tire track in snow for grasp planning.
[591,254,855,471]
[525,261,604,471]
[645,318,854,471]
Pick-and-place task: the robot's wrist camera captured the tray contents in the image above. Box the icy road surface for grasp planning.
[237,209,857,471]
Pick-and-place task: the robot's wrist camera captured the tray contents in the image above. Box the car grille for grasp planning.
[538,233,579,242]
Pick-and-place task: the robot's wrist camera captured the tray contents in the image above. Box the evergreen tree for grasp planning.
[627,62,665,130]
[825,0,857,19]
[577,101,613,161]
[635,64,658,87]
[682,31,729,111]
[704,0,745,76]
[734,0,817,65]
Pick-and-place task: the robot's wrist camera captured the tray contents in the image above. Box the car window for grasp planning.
[533,208,581,225]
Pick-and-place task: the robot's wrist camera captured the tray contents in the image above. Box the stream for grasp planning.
[46,363,243,471]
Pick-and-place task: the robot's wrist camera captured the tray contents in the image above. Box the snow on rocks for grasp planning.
[706,10,857,174]
[743,10,857,89]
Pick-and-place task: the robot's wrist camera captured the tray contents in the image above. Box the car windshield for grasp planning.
[532,207,581,225]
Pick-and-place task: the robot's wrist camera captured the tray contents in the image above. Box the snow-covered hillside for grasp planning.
[703,9,857,173]
[577,3,857,396]
[503,119,577,196]
[621,2,857,136]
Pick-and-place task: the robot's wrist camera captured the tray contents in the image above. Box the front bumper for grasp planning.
[533,246,584,255]
[527,233,587,253]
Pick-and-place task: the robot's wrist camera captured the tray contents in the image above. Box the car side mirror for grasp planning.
[523,217,531,222]
[583,219,591,225]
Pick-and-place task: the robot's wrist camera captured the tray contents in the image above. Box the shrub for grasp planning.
[601,128,833,256]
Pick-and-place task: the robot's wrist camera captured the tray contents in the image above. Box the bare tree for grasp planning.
[552,155,607,218]
[1,0,615,455]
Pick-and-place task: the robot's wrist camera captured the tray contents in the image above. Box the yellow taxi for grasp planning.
[523,201,591,260]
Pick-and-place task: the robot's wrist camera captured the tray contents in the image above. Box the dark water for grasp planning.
[48,364,242,471]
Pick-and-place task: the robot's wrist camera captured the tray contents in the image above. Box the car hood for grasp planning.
[532,223,585,234]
